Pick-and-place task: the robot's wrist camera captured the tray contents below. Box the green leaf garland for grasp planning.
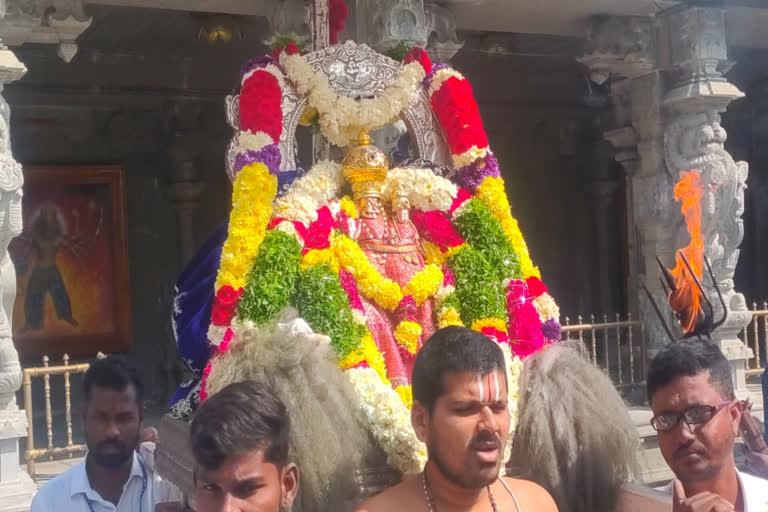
[293,264,367,360]
[237,230,302,325]
[448,245,507,327]
[453,199,521,281]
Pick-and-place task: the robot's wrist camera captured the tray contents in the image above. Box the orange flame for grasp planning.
[668,171,705,334]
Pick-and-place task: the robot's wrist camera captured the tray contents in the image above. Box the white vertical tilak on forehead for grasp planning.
[476,374,484,402]
[493,371,500,402]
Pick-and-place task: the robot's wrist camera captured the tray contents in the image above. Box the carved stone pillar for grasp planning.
[167,104,206,267]
[352,0,463,62]
[0,0,92,63]
[0,41,35,511]
[659,5,752,397]
[581,7,753,396]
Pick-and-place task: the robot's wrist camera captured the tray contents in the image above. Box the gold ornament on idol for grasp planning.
[342,132,389,203]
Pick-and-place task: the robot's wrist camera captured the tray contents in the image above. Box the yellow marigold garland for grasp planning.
[470,317,508,334]
[333,235,403,310]
[395,385,414,410]
[215,162,277,290]
[401,264,443,305]
[474,176,541,279]
[339,196,358,219]
[338,333,389,385]
[394,320,422,355]
[300,248,339,273]
[437,307,463,328]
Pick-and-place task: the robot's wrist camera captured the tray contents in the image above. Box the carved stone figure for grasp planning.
[664,109,752,362]
[0,95,23,412]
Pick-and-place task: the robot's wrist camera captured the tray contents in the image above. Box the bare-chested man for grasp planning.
[356,326,557,512]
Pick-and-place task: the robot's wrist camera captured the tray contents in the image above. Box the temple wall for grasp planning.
[724,47,768,310]
[453,49,625,317]
[6,7,767,449]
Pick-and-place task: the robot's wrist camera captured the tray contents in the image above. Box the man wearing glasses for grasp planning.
[647,340,768,512]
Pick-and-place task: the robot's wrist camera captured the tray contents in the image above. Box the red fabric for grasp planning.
[329,0,349,44]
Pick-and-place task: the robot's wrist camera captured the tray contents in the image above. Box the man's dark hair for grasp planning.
[646,340,734,402]
[190,380,290,470]
[412,326,507,412]
[83,356,143,406]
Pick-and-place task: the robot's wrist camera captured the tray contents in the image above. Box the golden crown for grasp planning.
[343,132,388,200]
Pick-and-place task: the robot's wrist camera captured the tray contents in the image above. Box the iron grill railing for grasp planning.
[741,302,767,377]
[560,314,647,389]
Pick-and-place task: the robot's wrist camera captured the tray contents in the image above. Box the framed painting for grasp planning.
[9,166,132,360]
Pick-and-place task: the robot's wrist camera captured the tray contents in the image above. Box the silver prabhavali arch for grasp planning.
[223,40,453,182]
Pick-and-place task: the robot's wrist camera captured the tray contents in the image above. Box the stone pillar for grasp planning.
[167,103,206,267]
[0,42,35,511]
[587,178,621,314]
[581,7,753,397]
[659,5,752,398]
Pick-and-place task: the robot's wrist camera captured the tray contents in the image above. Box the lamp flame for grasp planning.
[666,171,705,334]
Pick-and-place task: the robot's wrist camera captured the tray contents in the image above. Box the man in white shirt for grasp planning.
[647,340,768,512]
[31,356,183,512]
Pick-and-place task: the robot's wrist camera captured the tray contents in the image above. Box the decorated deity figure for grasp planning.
[387,187,435,342]
[343,133,436,386]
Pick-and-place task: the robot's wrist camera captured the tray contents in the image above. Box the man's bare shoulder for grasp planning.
[354,478,421,512]
[500,477,558,511]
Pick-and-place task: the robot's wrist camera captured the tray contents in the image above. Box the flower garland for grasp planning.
[273,161,345,225]
[280,52,426,147]
[383,167,458,212]
[346,366,427,475]
[424,59,543,281]
[500,342,523,472]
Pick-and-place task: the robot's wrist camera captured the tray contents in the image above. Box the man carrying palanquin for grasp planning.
[355,326,557,512]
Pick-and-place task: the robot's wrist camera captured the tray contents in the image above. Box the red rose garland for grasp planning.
[430,76,488,156]
[240,69,284,142]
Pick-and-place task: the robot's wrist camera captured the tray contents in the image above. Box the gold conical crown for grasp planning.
[343,132,388,200]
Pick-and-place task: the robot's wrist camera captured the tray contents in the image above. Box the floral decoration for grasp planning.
[346,366,427,475]
[280,52,425,147]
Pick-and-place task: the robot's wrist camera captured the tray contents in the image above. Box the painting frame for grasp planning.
[11,165,132,361]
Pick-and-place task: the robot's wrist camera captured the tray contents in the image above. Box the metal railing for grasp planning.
[741,302,768,377]
[560,314,647,389]
[22,354,92,478]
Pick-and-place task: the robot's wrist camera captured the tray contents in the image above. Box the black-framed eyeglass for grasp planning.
[650,401,734,433]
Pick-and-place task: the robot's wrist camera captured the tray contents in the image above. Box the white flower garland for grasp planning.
[500,343,523,476]
[280,53,426,147]
[452,146,490,169]
[346,366,427,475]
[427,67,464,98]
[533,293,560,322]
[383,167,457,212]
[273,161,345,224]
[238,130,275,154]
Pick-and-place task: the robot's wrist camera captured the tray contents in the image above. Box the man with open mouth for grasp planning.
[356,326,557,512]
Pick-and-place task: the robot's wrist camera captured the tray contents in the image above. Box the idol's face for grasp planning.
[195,448,299,512]
[651,371,740,485]
[413,369,509,488]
